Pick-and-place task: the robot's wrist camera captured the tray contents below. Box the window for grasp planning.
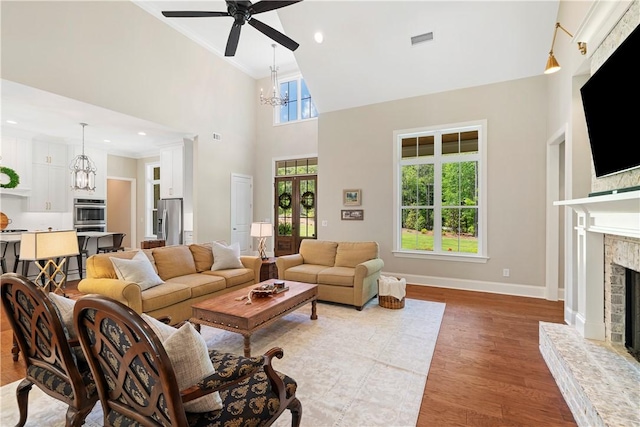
[278,76,317,123]
[394,121,487,261]
[146,162,160,237]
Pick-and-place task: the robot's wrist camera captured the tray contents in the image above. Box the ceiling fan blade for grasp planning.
[248,18,299,51]
[225,22,242,56]
[251,0,302,15]
[162,11,229,18]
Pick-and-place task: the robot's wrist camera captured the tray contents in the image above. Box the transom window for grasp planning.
[394,121,487,261]
[277,76,317,124]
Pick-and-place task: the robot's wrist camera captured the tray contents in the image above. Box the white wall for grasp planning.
[1,1,257,244]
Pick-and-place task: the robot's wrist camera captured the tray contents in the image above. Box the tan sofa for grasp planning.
[276,240,384,310]
[78,243,261,325]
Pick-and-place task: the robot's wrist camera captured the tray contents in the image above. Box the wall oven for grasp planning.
[74,198,106,232]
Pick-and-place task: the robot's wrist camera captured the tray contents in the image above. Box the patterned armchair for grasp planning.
[0,273,98,427]
[73,294,302,426]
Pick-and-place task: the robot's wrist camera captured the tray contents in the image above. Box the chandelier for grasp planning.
[260,44,288,107]
[69,123,97,192]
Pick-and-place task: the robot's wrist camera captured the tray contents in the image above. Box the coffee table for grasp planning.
[190,279,318,357]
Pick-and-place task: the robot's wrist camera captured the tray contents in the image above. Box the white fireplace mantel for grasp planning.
[554,190,640,340]
[554,190,640,239]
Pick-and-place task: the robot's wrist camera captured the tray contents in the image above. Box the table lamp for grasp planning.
[250,222,273,260]
[20,229,79,295]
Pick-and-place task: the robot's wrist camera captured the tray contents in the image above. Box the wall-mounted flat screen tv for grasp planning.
[580,23,640,178]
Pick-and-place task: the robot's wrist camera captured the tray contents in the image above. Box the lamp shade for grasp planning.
[544,53,561,74]
[250,222,273,238]
[20,230,79,260]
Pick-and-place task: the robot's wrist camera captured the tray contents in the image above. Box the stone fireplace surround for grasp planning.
[541,191,640,426]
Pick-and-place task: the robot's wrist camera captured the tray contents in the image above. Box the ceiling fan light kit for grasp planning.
[162,0,302,57]
[544,22,587,74]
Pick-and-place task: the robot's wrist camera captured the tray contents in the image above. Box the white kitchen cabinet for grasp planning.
[32,140,68,167]
[70,145,107,199]
[27,142,68,212]
[0,136,32,196]
[160,145,184,199]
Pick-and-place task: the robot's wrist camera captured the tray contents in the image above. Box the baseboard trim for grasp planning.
[384,271,563,300]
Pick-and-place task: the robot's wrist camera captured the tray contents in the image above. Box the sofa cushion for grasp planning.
[300,240,338,266]
[318,266,356,287]
[190,243,213,272]
[165,274,227,298]
[141,282,191,313]
[202,268,254,287]
[282,264,329,284]
[87,249,155,279]
[153,245,197,280]
[334,242,379,268]
[111,251,165,291]
[211,241,244,271]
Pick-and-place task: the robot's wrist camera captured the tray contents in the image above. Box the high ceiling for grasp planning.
[1,0,561,157]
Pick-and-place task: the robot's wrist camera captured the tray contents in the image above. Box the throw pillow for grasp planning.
[110,251,164,291]
[162,322,223,412]
[140,313,177,342]
[48,292,76,339]
[210,241,243,271]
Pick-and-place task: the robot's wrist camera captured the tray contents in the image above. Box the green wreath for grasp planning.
[301,191,315,210]
[0,166,20,189]
[278,192,292,210]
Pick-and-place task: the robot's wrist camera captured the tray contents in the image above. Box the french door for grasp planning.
[274,175,317,256]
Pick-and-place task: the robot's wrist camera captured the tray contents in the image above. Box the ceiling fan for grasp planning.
[162,0,302,57]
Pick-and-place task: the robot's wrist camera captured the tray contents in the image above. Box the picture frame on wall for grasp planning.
[341,209,364,220]
[343,189,362,206]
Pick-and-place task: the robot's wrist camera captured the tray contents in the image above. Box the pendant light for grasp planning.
[260,44,289,107]
[69,123,97,192]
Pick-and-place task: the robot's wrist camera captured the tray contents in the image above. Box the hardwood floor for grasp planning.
[0,281,576,426]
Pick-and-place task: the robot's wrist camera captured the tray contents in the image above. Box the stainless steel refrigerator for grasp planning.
[157,198,183,245]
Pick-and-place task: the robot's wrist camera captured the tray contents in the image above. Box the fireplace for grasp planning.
[625,268,640,362]
[604,234,640,355]
[544,190,640,426]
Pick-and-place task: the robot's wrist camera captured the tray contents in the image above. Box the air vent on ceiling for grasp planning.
[411,32,434,46]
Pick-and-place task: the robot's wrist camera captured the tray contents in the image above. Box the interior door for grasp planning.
[231,173,253,254]
[274,176,317,256]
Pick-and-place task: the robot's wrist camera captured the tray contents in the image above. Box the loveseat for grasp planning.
[78,243,261,324]
[276,240,384,310]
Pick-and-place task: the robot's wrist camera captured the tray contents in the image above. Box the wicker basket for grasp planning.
[378,294,405,309]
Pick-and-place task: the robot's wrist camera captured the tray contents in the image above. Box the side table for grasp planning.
[260,257,278,281]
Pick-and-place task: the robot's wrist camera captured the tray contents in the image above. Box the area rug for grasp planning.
[1,297,445,427]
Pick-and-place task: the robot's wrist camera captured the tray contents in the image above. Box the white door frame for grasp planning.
[545,123,575,323]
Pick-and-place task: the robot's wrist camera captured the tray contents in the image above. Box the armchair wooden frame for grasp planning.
[0,273,98,427]
[74,294,302,426]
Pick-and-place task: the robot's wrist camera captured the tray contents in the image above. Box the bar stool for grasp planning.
[63,235,90,279]
[97,233,126,253]
[0,241,7,274]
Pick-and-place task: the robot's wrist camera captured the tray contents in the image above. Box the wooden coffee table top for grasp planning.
[191,279,318,332]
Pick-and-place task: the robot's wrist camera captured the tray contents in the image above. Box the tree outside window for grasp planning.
[396,123,484,258]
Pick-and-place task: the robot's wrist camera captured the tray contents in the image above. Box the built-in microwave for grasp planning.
[74,198,106,226]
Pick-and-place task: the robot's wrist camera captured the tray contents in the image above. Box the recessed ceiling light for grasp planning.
[314,32,324,44]
[103,139,111,143]
[138,131,146,136]
[6,120,17,124]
